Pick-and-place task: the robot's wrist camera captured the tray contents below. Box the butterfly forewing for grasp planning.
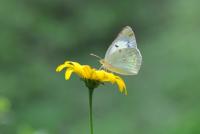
[105,26,137,59]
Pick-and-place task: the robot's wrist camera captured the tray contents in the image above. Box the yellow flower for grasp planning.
[56,61,127,95]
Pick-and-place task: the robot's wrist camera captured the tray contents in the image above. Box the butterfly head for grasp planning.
[99,59,113,70]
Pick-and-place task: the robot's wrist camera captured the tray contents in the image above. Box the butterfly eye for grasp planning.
[115,45,119,47]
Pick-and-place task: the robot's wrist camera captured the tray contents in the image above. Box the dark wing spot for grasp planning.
[127,41,132,48]
[115,44,119,47]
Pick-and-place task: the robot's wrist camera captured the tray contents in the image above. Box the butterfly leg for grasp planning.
[98,65,104,70]
[99,66,109,72]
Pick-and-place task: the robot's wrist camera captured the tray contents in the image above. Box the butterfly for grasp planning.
[91,26,142,75]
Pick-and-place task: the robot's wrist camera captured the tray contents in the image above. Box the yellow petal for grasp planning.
[68,62,82,68]
[100,71,115,83]
[115,77,127,95]
[56,64,67,72]
[69,62,84,77]
[65,69,74,80]
[105,73,116,83]
[93,70,105,81]
[64,61,82,69]
[82,65,92,78]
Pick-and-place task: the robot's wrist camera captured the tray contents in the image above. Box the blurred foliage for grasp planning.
[0,97,11,114]
[0,0,200,134]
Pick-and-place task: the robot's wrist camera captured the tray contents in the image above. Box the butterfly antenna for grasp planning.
[90,53,102,60]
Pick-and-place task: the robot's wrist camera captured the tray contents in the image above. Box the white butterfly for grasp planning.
[92,26,142,75]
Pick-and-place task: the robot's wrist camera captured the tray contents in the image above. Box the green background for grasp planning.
[0,0,200,134]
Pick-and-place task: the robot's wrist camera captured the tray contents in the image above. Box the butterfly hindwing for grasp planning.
[105,47,142,75]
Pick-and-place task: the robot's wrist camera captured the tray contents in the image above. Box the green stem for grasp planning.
[89,88,94,134]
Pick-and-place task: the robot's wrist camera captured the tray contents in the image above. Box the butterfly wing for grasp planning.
[105,26,137,59]
[104,47,142,75]
[103,26,142,75]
